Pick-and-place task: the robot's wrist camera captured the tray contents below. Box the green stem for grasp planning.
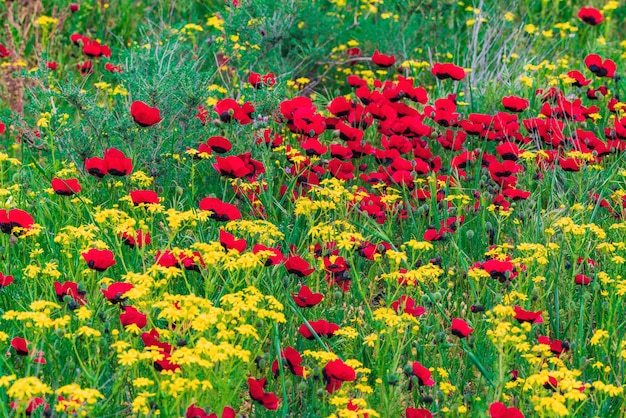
[273,323,289,416]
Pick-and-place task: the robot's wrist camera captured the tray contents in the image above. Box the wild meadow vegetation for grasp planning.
[1,0,626,416]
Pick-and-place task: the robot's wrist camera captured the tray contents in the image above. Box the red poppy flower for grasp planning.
[391,296,426,317]
[214,98,255,124]
[120,229,150,248]
[323,358,356,393]
[412,361,435,386]
[290,107,326,136]
[248,71,275,88]
[186,405,236,418]
[514,306,543,323]
[46,61,58,70]
[566,70,592,87]
[495,142,520,161]
[346,47,362,61]
[347,74,367,87]
[502,188,531,200]
[216,406,236,418]
[69,3,80,12]
[10,397,48,415]
[214,155,251,178]
[0,44,10,58]
[329,144,352,161]
[488,160,522,184]
[372,50,395,67]
[575,273,592,285]
[82,248,116,271]
[247,378,279,410]
[291,285,324,307]
[101,282,134,304]
[11,337,28,355]
[502,96,529,112]
[584,54,616,78]
[105,62,123,73]
[337,122,364,141]
[271,346,306,377]
[129,190,159,205]
[77,60,93,75]
[155,250,182,269]
[252,244,284,266]
[195,105,211,125]
[301,138,328,156]
[255,129,284,148]
[85,156,107,178]
[154,352,181,373]
[0,272,14,288]
[51,178,81,196]
[586,85,608,100]
[120,306,147,329]
[83,39,103,57]
[177,251,206,271]
[130,101,162,127]
[70,33,85,45]
[0,208,34,234]
[424,226,447,241]
[578,7,603,25]
[490,402,524,418]
[206,136,232,154]
[451,318,474,338]
[248,71,263,87]
[298,319,339,339]
[328,159,355,180]
[262,73,276,87]
[199,197,242,221]
[431,62,466,81]
[559,157,583,172]
[186,405,208,418]
[284,255,315,277]
[237,152,265,178]
[102,45,113,58]
[54,281,87,305]
[141,329,172,352]
[537,335,570,356]
[396,76,429,103]
[482,259,517,282]
[323,255,349,274]
[406,408,433,418]
[327,96,352,117]
[219,229,247,252]
[104,148,133,176]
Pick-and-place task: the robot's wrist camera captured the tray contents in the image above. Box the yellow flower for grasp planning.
[364,333,378,347]
[76,326,101,338]
[7,377,52,400]
[524,24,537,34]
[75,306,92,321]
[35,15,59,26]
[590,329,608,346]
[206,14,224,31]
[133,378,154,388]
[118,349,140,366]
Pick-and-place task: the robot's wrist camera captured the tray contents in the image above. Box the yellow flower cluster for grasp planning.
[225,219,284,244]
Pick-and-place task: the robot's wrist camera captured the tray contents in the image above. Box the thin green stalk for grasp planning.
[273,323,289,416]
